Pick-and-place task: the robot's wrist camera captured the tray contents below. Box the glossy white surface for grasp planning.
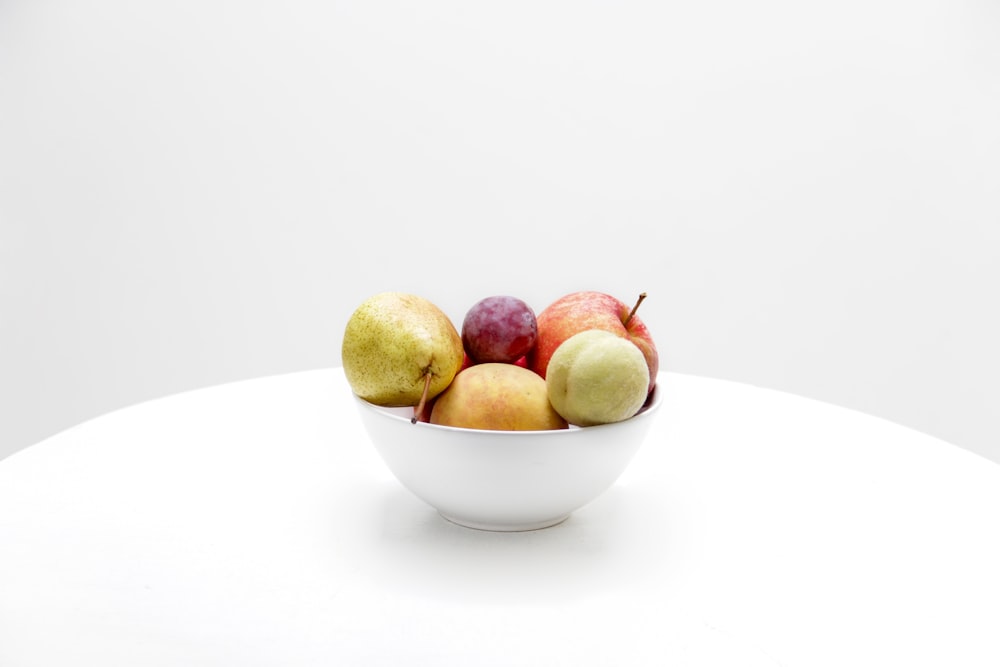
[1,369,998,666]
[354,384,662,531]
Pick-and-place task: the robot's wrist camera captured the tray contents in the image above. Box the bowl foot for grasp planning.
[438,512,570,532]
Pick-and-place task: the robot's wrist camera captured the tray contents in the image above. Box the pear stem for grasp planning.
[624,292,648,327]
[411,372,433,424]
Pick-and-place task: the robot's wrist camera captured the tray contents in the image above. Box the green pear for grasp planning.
[545,329,650,426]
[342,292,464,411]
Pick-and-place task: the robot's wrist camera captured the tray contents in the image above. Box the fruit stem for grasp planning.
[411,372,433,424]
[624,292,648,327]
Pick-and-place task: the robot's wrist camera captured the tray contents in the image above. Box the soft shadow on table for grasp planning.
[348,481,695,606]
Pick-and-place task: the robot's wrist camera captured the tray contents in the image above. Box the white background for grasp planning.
[2,0,999,463]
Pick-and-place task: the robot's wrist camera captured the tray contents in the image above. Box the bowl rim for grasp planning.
[352,377,663,436]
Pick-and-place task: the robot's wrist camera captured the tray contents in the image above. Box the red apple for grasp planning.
[528,291,658,394]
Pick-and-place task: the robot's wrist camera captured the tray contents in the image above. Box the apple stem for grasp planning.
[624,292,648,327]
[411,372,433,424]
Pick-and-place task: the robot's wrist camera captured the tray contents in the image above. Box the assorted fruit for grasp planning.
[341,290,659,430]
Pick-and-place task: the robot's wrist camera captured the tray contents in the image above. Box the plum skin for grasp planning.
[461,296,539,364]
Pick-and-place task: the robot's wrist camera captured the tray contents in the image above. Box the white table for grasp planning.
[2,369,998,666]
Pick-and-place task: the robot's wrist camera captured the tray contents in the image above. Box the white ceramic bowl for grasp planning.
[353,379,663,531]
